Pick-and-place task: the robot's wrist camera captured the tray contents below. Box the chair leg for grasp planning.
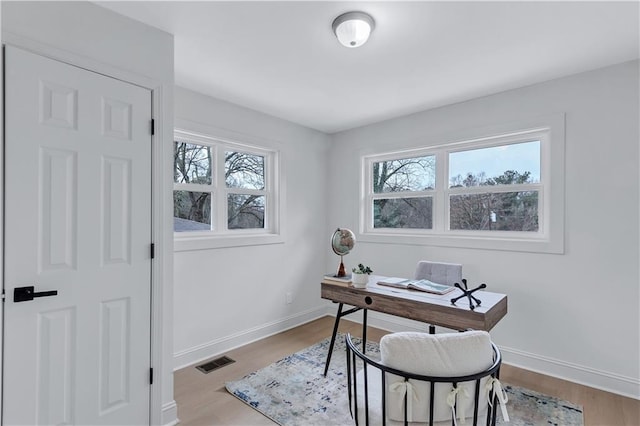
[362,308,368,354]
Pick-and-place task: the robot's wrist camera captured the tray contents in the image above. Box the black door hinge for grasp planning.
[151,119,155,136]
[1,289,5,302]
[150,243,155,259]
[150,367,154,385]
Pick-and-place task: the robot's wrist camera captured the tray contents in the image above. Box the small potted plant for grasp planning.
[352,263,373,288]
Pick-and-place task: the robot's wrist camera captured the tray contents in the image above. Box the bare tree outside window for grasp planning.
[174,190,211,230]
[372,155,435,229]
[225,152,264,189]
[448,141,540,232]
[174,141,212,184]
[373,155,435,193]
[173,132,276,235]
[225,152,265,229]
[448,169,539,231]
[174,142,212,230]
[374,197,433,229]
[228,194,265,229]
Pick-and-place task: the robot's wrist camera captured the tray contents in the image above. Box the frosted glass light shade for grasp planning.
[332,12,375,48]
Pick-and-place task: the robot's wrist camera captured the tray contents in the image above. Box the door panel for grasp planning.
[99,297,131,414]
[40,147,78,272]
[37,307,76,425]
[102,156,132,266]
[4,45,152,425]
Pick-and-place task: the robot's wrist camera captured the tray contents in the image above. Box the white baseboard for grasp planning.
[331,307,640,399]
[161,400,179,426]
[173,305,639,400]
[173,306,328,370]
[500,345,640,400]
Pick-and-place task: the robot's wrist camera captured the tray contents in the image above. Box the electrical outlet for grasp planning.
[285,292,293,304]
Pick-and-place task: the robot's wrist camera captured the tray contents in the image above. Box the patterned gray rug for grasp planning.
[226,334,584,426]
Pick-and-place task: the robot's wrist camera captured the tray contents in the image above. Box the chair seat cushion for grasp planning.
[380,331,494,423]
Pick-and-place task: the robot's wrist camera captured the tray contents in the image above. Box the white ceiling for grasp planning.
[97,1,639,134]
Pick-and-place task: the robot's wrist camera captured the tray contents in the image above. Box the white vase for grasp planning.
[352,273,369,288]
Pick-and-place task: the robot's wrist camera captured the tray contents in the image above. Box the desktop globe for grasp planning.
[331,228,355,256]
[331,228,355,277]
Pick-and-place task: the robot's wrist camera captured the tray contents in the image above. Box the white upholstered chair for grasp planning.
[346,331,508,426]
[414,261,463,333]
[414,261,462,286]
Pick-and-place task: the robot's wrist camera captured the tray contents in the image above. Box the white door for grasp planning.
[3,46,152,425]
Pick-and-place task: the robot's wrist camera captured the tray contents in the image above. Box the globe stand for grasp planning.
[336,256,346,277]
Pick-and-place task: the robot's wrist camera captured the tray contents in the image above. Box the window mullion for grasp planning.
[448,183,542,195]
[174,183,213,192]
[268,151,277,232]
[435,150,447,232]
[363,157,372,232]
[226,188,266,197]
[371,191,434,200]
[262,153,271,231]
[216,145,227,232]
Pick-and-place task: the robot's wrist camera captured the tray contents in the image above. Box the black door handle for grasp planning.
[14,286,58,303]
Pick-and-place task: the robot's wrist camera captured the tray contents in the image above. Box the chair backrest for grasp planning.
[414,261,462,286]
[346,331,503,426]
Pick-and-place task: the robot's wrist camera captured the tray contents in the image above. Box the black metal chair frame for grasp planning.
[345,333,503,426]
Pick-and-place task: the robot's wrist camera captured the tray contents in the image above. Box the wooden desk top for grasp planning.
[321,275,507,331]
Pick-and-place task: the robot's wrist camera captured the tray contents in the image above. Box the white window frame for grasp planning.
[365,150,438,235]
[173,128,283,251]
[360,115,565,254]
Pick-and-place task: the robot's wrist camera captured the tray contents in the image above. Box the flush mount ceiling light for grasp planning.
[332,11,375,48]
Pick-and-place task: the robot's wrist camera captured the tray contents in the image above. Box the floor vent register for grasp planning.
[196,356,236,374]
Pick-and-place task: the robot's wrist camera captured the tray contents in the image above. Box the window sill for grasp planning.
[174,233,284,252]
[357,231,563,254]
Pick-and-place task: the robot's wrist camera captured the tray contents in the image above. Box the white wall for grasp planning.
[328,60,640,398]
[173,87,331,368]
[1,2,177,424]
[173,63,639,399]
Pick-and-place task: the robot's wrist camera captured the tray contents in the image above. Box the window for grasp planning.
[447,141,541,232]
[372,154,435,229]
[174,140,213,231]
[173,130,280,249]
[362,117,565,253]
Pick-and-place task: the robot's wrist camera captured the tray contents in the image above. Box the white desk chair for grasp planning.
[414,261,462,334]
[346,331,508,425]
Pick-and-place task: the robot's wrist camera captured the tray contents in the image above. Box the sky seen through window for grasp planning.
[449,141,540,184]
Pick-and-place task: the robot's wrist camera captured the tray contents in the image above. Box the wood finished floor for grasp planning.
[174,316,639,425]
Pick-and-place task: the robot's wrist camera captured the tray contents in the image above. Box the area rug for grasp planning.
[226,335,584,426]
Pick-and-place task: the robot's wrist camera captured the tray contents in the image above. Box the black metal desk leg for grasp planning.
[324,303,344,376]
[362,309,368,354]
